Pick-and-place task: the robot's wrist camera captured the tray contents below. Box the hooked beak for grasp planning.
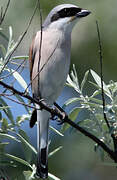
[76,9,91,18]
[69,9,91,23]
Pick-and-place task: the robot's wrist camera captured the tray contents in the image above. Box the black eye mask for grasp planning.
[51,7,82,22]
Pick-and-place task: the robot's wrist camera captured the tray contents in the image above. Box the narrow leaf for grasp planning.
[15,94,29,113]
[10,69,28,91]
[1,118,8,132]
[62,107,81,132]
[18,129,34,163]
[0,44,7,57]
[63,97,81,108]
[90,69,112,99]
[50,126,64,137]
[0,132,20,142]
[49,146,62,158]
[4,153,32,169]
[0,97,14,125]
[0,142,9,153]
[48,173,61,180]
[69,107,81,122]
[81,70,89,92]
[12,55,29,60]
[17,131,37,156]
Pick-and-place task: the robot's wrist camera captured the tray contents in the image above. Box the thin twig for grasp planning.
[0,59,25,80]
[1,93,37,110]
[37,0,43,96]
[96,21,110,129]
[0,0,10,26]
[96,21,117,157]
[0,0,38,74]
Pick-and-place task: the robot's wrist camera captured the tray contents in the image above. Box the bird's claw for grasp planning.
[57,118,65,125]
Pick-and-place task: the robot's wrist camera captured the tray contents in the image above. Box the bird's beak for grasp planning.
[76,9,91,18]
[70,9,91,22]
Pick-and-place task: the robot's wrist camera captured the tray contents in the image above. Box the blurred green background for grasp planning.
[1,0,117,179]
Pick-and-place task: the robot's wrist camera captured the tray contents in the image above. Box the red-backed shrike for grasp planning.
[29,4,91,179]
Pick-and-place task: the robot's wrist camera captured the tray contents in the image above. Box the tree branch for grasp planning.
[0,79,116,161]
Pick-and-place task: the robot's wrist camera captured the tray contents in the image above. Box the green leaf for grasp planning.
[9,26,13,46]
[0,44,7,57]
[89,97,103,105]
[16,114,30,126]
[4,153,32,169]
[5,26,15,60]
[7,69,28,91]
[71,64,79,88]
[67,74,75,88]
[0,142,9,153]
[63,97,81,109]
[0,97,15,125]
[81,70,89,92]
[23,170,33,180]
[0,160,16,167]
[69,107,81,121]
[66,71,81,93]
[90,69,112,99]
[18,130,35,162]
[0,106,11,110]
[15,94,29,113]
[48,173,61,180]
[0,31,9,41]
[62,107,81,132]
[49,146,62,158]
[50,126,64,137]
[67,65,81,93]
[90,89,101,98]
[12,55,29,60]
[17,130,37,159]
[0,132,20,142]
[81,102,102,109]
[1,118,8,132]
[19,129,29,143]
[23,165,36,180]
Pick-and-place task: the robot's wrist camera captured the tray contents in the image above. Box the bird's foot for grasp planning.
[57,111,67,125]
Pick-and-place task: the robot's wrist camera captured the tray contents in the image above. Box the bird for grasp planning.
[29,4,91,179]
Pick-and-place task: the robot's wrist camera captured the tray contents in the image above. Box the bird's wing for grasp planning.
[29,30,60,98]
[29,36,36,81]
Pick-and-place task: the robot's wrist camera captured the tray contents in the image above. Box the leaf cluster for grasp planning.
[63,64,117,161]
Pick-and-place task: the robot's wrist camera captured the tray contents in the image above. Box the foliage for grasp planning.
[63,64,117,161]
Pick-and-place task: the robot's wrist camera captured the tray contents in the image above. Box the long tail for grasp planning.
[36,107,50,179]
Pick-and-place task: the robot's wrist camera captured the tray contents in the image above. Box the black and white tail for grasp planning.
[36,107,50,179]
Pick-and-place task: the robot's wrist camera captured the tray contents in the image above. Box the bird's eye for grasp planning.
[51,7,82,22]
[51,13,59,22]
[58,7,82,18]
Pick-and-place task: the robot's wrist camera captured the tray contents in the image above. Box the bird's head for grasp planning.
[43,4,91,33]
